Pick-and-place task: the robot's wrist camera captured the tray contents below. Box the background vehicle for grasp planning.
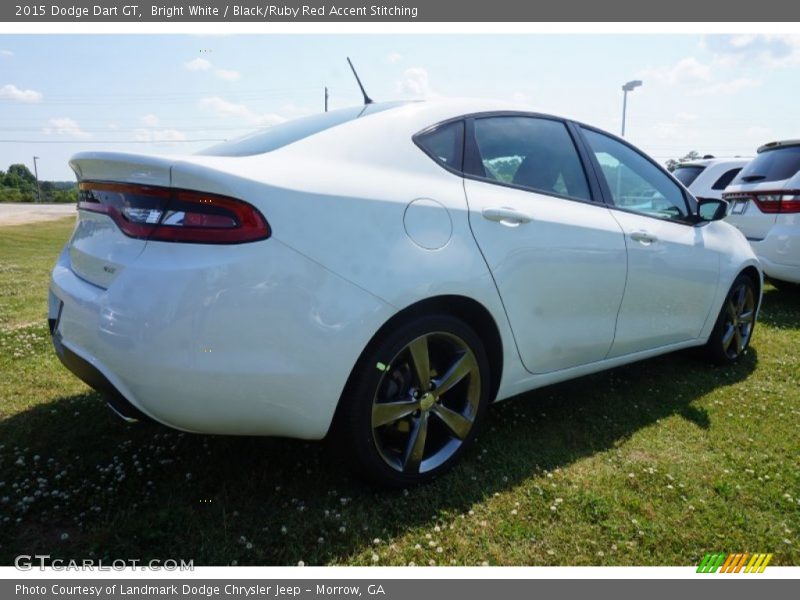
[723,140,800,288]
[672,158,748,202]
[49,100,762,486]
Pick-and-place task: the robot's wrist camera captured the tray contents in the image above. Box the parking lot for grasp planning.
[0,203,75,226]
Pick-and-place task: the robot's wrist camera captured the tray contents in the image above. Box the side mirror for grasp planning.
[697,198,728,222]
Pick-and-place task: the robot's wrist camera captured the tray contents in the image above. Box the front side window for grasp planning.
[582,128,689,221]
[468,116,591,202]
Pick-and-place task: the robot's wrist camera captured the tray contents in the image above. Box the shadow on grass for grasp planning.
[1,286,796,566]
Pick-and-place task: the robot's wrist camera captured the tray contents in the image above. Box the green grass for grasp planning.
[0,218,798,566]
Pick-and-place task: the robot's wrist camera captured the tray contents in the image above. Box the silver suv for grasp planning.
[723,140,800,288]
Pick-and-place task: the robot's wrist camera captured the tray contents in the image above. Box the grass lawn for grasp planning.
[0,217,798,567]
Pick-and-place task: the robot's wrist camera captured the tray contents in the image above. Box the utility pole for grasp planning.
[33,156,41,203]
[324,86,329,112]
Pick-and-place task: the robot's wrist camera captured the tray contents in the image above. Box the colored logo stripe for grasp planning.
[697,553,772,573]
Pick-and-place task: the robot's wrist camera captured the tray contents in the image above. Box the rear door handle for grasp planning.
[630,230,658,244]
[482,207,533,226]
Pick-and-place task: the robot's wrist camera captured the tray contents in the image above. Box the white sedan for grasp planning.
[49,99,762,486]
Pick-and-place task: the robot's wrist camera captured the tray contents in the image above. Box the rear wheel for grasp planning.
[705,273,757,364]
[337,314,491,487]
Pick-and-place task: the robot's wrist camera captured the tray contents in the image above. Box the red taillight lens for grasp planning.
[78,182,270,244]
[723,190,800,214]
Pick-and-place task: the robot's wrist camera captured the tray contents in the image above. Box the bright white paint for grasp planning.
[725,152,800,284]
[49,99,762,438]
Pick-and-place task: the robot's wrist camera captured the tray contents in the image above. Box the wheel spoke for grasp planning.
[735,286,747,313]
[372,399,420,428]
[432,404,473,440]
[407,335,431,390]
[402,412,429,473]
[739,310,754,324]
[733,327,743,355]
[434,352,475,396]
[721,325,735,352]
[726,300,737,321]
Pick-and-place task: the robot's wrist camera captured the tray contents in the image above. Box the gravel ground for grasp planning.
[0,203,76,226]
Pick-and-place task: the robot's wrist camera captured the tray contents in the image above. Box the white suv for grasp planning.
[723,140,800,287]
[672,158,748,202]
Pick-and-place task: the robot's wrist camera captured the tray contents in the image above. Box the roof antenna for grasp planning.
[347,57,374,105]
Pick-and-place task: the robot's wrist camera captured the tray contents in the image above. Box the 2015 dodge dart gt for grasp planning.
[49,99,762,486]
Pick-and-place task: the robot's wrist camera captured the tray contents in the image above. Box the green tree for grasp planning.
[665,151,702,172]
[6,163,36,184]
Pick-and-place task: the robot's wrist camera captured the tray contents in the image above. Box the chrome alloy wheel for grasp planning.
[722,282,755,359]
[370,332,481,475]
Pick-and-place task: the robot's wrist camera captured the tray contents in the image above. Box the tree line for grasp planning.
[0,164,77,203]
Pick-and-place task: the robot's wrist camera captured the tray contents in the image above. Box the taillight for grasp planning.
[77,181,270,244]
[723,190,800,214]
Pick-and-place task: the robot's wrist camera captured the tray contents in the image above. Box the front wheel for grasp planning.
[704,273,757,364]
[336,314,491,487]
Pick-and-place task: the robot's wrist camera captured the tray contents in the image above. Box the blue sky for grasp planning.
[1,34,799,180]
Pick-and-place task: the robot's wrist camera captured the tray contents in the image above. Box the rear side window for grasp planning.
[673,166,704,187]
[199,102,406,157]
[468,116,591,201]
[711,168,742,190]
[734,146,800,184]
[415,121,464,171]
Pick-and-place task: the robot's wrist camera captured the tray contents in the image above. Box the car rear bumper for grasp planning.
[49,240,394,439]
[750,223,800,284]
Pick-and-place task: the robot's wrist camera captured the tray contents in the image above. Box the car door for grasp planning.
[463,115,627,374]
[578,126,720,358]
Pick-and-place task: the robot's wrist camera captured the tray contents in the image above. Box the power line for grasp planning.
[0,139,225,144]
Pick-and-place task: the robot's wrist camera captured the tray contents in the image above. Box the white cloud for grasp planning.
[676,111,699,122]
[185,57,241,81]
[43,117,91,139]
[0,83,43,103]
[185,57,212,71]
[745,125,772,138]
[214,68,241,81]
[704,34,800,68]
[133,128,187,143]
[652,122,683,140]
[140,114,160,127]
[511,91,532,106]
[199,96,284,126]
[691,77,759,96]
[0,50,13,58]
[642,57,711,86]
[387,52,403,64]
[396,67,438,98]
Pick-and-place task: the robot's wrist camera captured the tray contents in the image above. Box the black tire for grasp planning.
[335,313,491,487]
[704,273,757,364]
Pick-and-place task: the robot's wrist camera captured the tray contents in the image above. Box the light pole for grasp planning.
[621,80,643,137]
[32,156,41,203]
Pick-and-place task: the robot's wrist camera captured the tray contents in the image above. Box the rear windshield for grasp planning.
[734,146,800,184]
[672,165,705,187]
[198,102,407,157]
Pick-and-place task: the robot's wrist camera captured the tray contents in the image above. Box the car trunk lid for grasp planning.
[67,152,174,288]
